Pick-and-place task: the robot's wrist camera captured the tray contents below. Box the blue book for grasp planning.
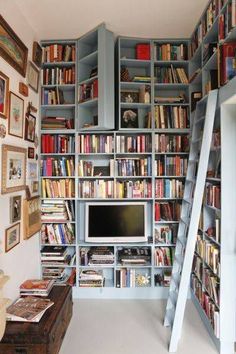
[58,224,66,244]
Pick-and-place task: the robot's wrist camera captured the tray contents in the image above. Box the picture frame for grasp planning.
[10,195,22,223]
[32,41,42,68]
[121,90,139,103]
[27,61,39,93]
[121,108,138,128]
[0,71,9,119]
[23,196,41,239]
[32,181,39,193]
[28,147,35,159]
[1,144,27,194]
[27,161,38,179]
[5,222,20,253]
[8,92,24,138]
[0,15,28,77]
[24,113,36,142]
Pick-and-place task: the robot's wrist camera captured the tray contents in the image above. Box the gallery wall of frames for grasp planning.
[0,4,41,300]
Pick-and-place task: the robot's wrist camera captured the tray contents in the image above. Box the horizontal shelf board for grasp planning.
[77,153,114,156]
[155,176,186,179]
[41,243,77,246]
[154,129,190,133]
[78,97,98,107]
[120,102,151,108]
[204,204,221,213]
[154,60,189,65]
[206,177,221,183]
[79,265,114,269]
[41,264,76,268]
[155,243,176,247]
[116,265,152,268]
[154,103,190,107]
[155,197,183,200]
[115,152,151,156]
[120,58,151,67]
[40,176,76,179]
[120,81,151,88]
[154,83,189,89]
[42,61,76,67]
[203,232,221,248]
[154,265,173,269]
[155,152,189,155]
[78,176,114,179]
[41,84,76,89]
[77,198,153,201]
[40,129,76,134]
[78,75,98,85]
[115,176,152,179]
[79,50,98,65]
[203,50,218,71]
[41,104,76,109]
[223,25,236,43]
[41,198,76,200]
[41,221,76,224]
[41,153,75,156]
[78,242,152,247]
[155,220,180,224]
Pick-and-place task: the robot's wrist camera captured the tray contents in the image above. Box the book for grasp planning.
[20,279,54,297]
[219,42,236,85]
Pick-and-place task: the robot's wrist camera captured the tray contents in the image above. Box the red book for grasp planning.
[41,135,46,153]
[45,135,50,153]
[136,44,150,60]
[92,79,98,98]
[219,14,225,41]
[49,136,54,153]
[46,158,53,176]
[155,203,161,221]
[220,42,236,85]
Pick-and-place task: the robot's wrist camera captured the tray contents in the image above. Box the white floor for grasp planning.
[60,299,217,354]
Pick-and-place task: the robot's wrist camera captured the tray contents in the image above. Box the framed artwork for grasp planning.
[32,41,42,68]
[0,15,28,77]
[5,222,20,252]
[23,196,41,239]
[121,108,138,128]
[8,92,24,138]
[27,161,38,179]
[24,113,36,142]
[1,144,26,194]
[0,71,9,119]
[10,195,22,223]
[121,90,139,103]
[32,181,39,193]
[28,147,35,159]
[27,61,39,93]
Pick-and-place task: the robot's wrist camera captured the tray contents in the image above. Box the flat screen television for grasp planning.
[85,202,147,243]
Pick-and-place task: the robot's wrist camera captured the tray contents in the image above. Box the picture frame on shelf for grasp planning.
[1,144,27,194]
[28,147,35,159]
[32,181,39,193]
[5,222,20,253]
[32,41,42,68]
[0,71,9,119]
[121,108,138,128]
[8,92,24,138]
[0,15,28,77]
[23,196,41,239]
[24,113,36,142]
[27,161,38,179]
[121,90,139,103]
[10,195,22,223]
[27,61,39,93]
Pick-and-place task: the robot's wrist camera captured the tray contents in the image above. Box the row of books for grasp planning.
[154,43,188,61]
[42,267,76,286]
[154,270,171,287]
[42,44,76,63]
[79,269,104,287]
[41,157,75,177]
[154,247,174,266]
[115,157,152,177]
[78,180,114,199]
[78,80,98,102]
[202,0,220,38]
[42,67,75,85]
[155,179,184,199]
[41,134,75,154]
[116,135,152,153]
[155,201,181,221]
[115,269,149,288]
[205,219,221,243]
[154,225,178,244]
[42,88,69,105]
[41,116,74,130]
[154,105,189,129]
[154,66,188,84]
[117,247,151,265]
[196,236,220,276]
[78,160,112,177]
[205,268,220,306]
[41,199,75,222]
[193,254,203,279]
[77,134,114,154]
[41,223,75,245]
[80,247,114,266]
[41,245,76,266]
[155,156,188,176]
[41,179,75,198]
[205,183,221,209]
[116,180,152,199]
[154,134,189,153]
[219,1,236,41]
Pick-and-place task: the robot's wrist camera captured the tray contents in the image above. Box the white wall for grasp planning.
[0,0,40,300]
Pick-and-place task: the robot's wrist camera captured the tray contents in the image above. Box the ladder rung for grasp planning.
[169,290,178,307]
[180,217,189,225]
[183,197,192,204]
[186,177,195,183]
[175,253,184,265]
[191,137,202,144]
[172,273,180,288]
[177,236,186,248]
[194,115,205,125]
[189,158,199,163]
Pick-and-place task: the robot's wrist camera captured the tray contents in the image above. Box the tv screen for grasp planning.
[85,202,147,243]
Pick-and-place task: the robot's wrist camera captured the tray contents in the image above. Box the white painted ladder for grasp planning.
[163,89,218,352]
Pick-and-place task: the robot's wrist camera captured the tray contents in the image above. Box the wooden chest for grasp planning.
[0,286,73,354]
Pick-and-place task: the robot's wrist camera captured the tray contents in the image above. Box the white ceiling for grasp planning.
[13,0,208,40]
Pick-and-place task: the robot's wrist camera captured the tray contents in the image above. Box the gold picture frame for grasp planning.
[5,222,20,253]
[1,144,27,194]
[0,71,9,119]
[23,196,41,239]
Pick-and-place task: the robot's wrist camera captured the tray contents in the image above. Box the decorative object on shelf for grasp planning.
[120,66,131,82]
[25,185,31,200]
[121,90,139,103]
[5,222,20,252]
[32,181,39,193]
[23,196,41,239]
[0,124,6,139]
[27,61,39,93]
[10,195,22,223]
[0,71,9,119]
[27,161,38,179]
[32,41,42,68]
[19,82,28,97]
[121,109,138,128]
[28,147,35,159]
[0,15,28,77]
[24,113,36,142]
[8,92,24,138]
[1,144,26,194]
[89,66,98,78]
[136,273,150,287]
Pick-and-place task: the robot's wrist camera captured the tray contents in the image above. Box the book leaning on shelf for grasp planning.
[155,225,178,244]
[41,223,75,245]
[41,116,74,130]
[41,200,75,222]
[155,201,181,221]
[42,43,75,63]
[154,106,189,129]
[154,134,189,153]
[77,134,114,154]
[154,247,174,267]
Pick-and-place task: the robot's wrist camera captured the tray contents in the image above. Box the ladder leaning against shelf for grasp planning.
[163,89,218,352]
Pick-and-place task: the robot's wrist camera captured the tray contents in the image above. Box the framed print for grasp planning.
[23,196,41,239]
[24,113,36,142]
[32,181,39,193]
[0,15,28,77]
[32,41,42,68]
[28,147,35,159]
[27,61,39,93]
[1,144,26,194]
[0,71,9,119]
[27,161,38,179]
[121,108,138,128]
[9,92,24,138]
[10,195,22,223]
[5,222,20,252]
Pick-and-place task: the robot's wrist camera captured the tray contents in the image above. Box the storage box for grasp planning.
[136,44,150,60]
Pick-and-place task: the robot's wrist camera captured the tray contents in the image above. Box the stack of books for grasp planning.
[41,245,75,266]
[42,267,74,285]
[41,116,74,130]
[79,269,104,287]
[41,200,75,222]
[117,247,151,266]
[19,279,55,297]
[88,247,114,265]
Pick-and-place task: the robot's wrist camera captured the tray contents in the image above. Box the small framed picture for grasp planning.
[24,113,36,142]
[27,61,39,93]
[5,222,20,253]
[32,181,39,193]
[10,195,22,223]
[23,196,41,239]
[27,161,38,179]
[121,108,138,128]
[0,71,9,119]
[32,41,42,68]
[8,92,24,138]
[28,147,35,159]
